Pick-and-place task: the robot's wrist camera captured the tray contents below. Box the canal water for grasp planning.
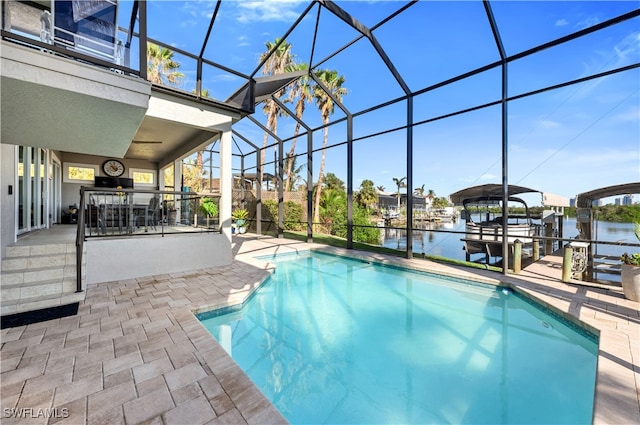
[380,217,636,263]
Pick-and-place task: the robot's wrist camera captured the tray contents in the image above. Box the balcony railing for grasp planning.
[79,187,221,238]
[1,0,144,77]
[76,187,221,292]
[1,0,253,107]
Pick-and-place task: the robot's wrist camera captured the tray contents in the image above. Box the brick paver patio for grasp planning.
[1,235,638,424]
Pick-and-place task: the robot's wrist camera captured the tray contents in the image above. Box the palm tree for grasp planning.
[392,176,406,212]
[284,153,304,191]
[147,43,184,86]
[415,184,425,197]
[427,189,436,209]
[312,69,347,228]
[319,188,346,232]
[356,179,378,211]
[259,38,295,184]
[284,62,312,192]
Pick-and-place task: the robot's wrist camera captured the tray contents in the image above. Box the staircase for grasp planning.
[1,242,86,317]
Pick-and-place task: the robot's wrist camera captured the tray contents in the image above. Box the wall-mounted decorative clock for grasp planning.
[102,159,125,177]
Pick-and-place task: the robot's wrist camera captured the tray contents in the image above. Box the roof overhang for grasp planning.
[575,182,640,208]
[541,192,570,208]
[225,70,308,113]
[1,41,150,157]
[126,88,242,168]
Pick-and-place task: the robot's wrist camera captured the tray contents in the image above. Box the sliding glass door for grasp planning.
[17,146,48,234]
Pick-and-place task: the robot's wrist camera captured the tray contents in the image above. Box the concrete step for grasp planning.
[4,242,75,258]
[2,252,74,271]
[1,276,80,303]
[0,291,86,316]
[2,241,86,318]
[1,264,81,286]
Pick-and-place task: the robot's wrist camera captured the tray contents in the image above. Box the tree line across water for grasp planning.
[480,205,640,223]
[561,204,640,223]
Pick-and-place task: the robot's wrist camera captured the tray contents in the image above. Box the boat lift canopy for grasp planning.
[450,184,569,207]
[574,182,640,208]
[450,184,539,206]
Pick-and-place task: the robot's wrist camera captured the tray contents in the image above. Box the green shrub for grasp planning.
[199,198,218,217]
[621,221,640,266]
[325,199,380,245]
[263,200,305,231]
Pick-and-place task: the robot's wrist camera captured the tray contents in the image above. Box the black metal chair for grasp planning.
[135,196,159,231]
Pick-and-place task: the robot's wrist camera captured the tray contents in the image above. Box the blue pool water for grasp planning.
[198,252,598,424]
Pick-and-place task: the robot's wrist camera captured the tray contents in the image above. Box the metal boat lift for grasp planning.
[574,182,640,282]
[451,184,569,266]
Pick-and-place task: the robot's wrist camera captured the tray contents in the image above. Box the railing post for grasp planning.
[75,188,86,293]
[562,244,573,283]
[533,237,540,262]
[138,0,147,80]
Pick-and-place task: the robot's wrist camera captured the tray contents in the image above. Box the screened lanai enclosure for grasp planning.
[171,1,638,271]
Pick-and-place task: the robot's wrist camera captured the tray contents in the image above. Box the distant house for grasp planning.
[377,190,427,214]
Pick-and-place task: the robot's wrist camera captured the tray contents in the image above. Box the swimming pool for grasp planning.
[198,251,598,424]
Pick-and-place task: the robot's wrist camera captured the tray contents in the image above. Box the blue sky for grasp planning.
[128,1,639,205]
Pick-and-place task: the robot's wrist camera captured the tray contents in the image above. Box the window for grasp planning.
[63,163,98,183]
[130,168,156,187]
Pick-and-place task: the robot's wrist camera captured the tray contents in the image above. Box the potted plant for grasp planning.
[620,222,640,302]
[232,208,249,234]
[199,197,219,228]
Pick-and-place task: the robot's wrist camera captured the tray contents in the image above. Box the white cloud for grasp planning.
[613,105,640,123]
[576,15,601,30]
[180,19,198,28]
[235,0,306,23]
[479,173,498,181]
[540,119,561,129]
[237,35,250,47]
[555,18,569,27]
[612,31,640,64]
[212,74,240,83]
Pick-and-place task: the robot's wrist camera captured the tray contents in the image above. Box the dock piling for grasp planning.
[562,244,573,283]
[513,239,522,274]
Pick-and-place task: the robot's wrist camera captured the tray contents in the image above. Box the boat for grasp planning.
[430,207,459,222]
[450,184,543,262]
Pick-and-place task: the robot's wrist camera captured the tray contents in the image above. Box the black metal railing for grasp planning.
[75,187,221,292]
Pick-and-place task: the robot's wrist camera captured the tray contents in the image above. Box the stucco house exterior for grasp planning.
[0,1,250,317]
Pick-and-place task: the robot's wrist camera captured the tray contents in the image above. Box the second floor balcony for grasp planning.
[0,0,259,168]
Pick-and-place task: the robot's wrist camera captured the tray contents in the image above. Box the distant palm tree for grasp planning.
[377,185,385,192]
[259,38,294,183]
[312,69,347,227]
[147,43,184,86]
[356,179,378,211]
[284,62,312,191]
[392,176,406,212]
[415,184,425,197]
[427,189,436,208]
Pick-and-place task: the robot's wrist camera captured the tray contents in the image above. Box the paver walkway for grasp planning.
[1,235,638,424]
